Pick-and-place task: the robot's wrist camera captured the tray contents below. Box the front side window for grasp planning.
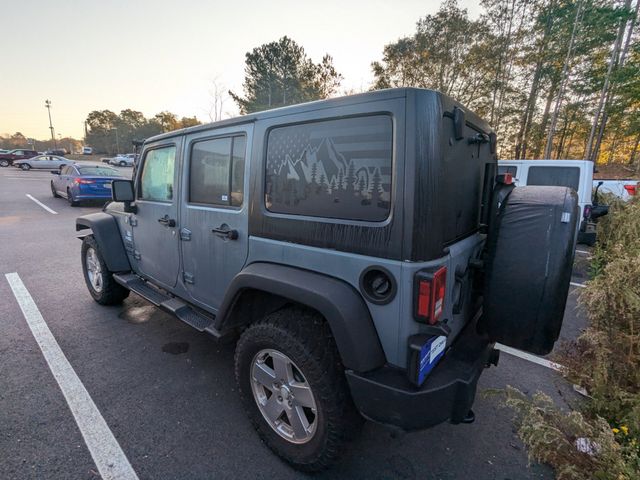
[265,115,393,221]
[139,145,176,202]
[527,166,580,191]
[189,135,246,206]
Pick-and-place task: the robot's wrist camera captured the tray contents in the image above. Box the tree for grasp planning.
[371,0,495,115]
[230,36,343,114]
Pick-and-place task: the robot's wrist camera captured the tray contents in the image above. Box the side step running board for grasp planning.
[113,273,221,337]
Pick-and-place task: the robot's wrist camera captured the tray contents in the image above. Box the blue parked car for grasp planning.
[51,164,125,206]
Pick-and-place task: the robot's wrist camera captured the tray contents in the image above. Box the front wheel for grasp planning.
[21,163,31,170]
[81,235,129,305]
[119,161,127,167]
[51,181,60,198]
[235,307,361,472]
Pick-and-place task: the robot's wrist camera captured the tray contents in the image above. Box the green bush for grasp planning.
[503,196,640,479]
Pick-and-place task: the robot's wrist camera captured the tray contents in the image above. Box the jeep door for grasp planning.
[132,141,182,289]
[179,126,251,311]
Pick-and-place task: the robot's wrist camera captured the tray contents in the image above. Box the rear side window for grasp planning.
[527,166,580,191]
[189,135,246,207]
[265,115,393,221]
[139,146,176,202]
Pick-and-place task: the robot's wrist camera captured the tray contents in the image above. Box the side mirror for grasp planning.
[111,179,136,213]
[50,170,60,175]
[593,180,604,206]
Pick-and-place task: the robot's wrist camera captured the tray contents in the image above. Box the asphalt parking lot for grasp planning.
[0,165,590,479]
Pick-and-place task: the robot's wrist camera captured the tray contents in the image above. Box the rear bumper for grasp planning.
[345,321,495,431]
[577,220,597,246]
[74,193,113,200]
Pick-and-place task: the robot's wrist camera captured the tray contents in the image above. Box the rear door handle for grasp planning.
[158,216,176,227]
[212,224,238,240]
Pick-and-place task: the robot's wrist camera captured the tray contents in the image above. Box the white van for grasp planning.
[498,159,607,245]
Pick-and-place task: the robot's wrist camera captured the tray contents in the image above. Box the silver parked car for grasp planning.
[13,155,74,171]
[108,154,136,167]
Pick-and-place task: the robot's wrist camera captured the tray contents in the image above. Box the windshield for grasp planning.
[78,166,121,177]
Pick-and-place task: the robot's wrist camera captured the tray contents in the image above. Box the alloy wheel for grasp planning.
[250,349,318,444]
[85,247,103,293]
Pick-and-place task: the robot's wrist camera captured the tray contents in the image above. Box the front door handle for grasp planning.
[158,216,176,227]
[212,224,238,240]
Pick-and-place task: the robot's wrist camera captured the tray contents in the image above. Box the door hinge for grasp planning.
[180,228,192,241]
[183,272,195,285]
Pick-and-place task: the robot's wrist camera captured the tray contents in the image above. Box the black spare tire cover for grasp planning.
[479,186,579,355]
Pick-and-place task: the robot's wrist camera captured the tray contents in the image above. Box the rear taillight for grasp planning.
[74,178,95,184]
[583,205,592,219]
[414,267,447,324]
[624,183,637,196]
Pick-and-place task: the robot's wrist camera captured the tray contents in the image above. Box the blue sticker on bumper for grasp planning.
[417,335,447,385]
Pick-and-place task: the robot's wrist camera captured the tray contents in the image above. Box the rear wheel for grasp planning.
[119,161,127,167]
[235,306,361,472]
[51,181,60,198]
[81,235,129,305]
[0,159,9,167]
[67,188,79,207]
[21,163,31,170]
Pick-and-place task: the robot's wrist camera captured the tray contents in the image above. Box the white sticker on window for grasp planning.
[221,194,228,201]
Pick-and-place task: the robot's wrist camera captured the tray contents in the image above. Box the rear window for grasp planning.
[78,167,120,176]
[265,115,393,221]
[527,166,580,191]
[498,165,517,176]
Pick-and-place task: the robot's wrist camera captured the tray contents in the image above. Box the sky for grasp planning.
[1,0,481,140]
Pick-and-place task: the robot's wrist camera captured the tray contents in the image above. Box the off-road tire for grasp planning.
[51,181,60,198]
[81,235,129,305]
[235,306,362,472]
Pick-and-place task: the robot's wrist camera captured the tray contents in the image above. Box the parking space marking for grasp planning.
[495,343,562,371]
[570,281,587,288]
[25,194,58,214]
[575,249,591,255]
[5,272,139,480]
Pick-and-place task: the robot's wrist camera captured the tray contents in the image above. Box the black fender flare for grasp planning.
[76,212,131,272]
[216,262,386,373]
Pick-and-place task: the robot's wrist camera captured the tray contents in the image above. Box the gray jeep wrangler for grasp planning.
[76,88,579,471]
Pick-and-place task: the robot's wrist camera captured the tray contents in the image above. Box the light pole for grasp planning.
[111,128,120,154]
[45,100,57,148]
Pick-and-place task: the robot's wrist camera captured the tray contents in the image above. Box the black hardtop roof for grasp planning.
[144,87,492,144]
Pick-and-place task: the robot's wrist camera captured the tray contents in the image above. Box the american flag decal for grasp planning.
[265,115,393,221]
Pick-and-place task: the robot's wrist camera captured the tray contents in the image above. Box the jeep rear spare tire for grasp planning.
[480,186,579,355]
[234,306,360,472]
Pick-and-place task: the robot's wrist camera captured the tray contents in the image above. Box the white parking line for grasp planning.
[570,281,587,288]
[5,272,139,480]
[495,343,562,371]
[575,249,591,255]
[25,194,58,214]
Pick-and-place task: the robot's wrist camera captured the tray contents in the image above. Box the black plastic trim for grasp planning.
[76,212,131,272]
[216,262,386,372]
[345,320,493,431]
